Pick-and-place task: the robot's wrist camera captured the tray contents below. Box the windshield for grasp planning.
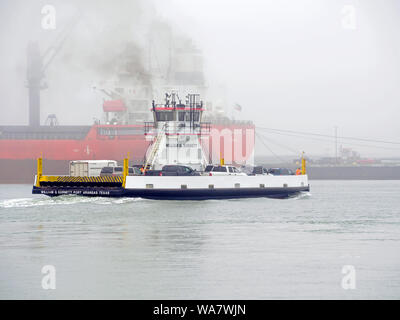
[213,166,227,172]
[163,166,176,172]
[101,167,113,174]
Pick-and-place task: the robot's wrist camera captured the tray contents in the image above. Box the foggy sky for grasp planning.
[0,0,399,158]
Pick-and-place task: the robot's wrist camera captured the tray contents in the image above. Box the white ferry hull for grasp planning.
[33,175,309,200]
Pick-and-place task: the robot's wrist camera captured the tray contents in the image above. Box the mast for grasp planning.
[26,16,79,127]
[27,42,43,127]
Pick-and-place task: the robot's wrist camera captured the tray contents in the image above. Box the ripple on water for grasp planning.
[0,195,143,208]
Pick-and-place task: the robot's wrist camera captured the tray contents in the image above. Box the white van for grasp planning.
[69,160,117,177]
[203,165,247,176]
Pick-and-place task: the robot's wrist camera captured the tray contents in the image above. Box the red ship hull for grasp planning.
[0,123,255,183]
[0,125,150,161]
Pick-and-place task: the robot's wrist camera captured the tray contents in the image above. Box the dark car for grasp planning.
[252,166,269,175]
[267,168,294,176]
[144,170,162,176]
[161,165,200,176]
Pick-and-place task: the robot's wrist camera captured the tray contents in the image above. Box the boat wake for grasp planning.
[0,195,142,208]
[292,192,312,200]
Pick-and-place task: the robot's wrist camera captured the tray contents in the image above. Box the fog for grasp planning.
[0,0,399,158]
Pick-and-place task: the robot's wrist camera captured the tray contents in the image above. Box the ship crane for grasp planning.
[26,16,80,127]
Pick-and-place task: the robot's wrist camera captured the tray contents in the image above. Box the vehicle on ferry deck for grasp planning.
[161,165,200,176]
[70,160,117,177]
[144,170,162,176]
[204,165,247,176]
[100,166,141,177]
[252,166,269,175]
[267,168,295,176]
[240,165,255,175]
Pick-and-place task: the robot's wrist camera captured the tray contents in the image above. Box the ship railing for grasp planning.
[144,121,210,135]
[152,102,203,110]
[202,119,254,126]
[201,122,211,135]
[144,122,155,134]
[163,122,211,135]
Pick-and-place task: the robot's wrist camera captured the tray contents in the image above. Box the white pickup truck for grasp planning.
[203,165,247,176]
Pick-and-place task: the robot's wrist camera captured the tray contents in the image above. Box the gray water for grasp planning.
[0,181,399,299]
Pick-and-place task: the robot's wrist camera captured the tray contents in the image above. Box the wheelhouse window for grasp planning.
[101,167,113,174]
[156,111,175,121]
[178,111,200,122]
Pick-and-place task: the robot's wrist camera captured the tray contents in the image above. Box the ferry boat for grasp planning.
[32,92,310,200]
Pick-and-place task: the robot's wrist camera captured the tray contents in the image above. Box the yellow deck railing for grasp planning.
[36,154,130,187]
